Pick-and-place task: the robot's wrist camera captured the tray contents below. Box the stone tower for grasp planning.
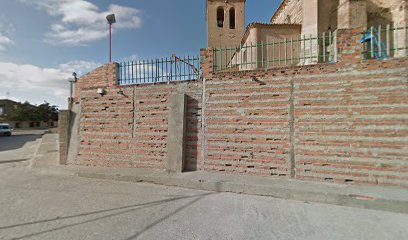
[206,0,246,48]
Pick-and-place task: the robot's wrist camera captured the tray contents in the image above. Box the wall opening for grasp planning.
[230,8,236,29]
[217,7,224,28]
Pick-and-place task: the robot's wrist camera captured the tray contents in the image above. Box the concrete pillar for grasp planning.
[67,103,81,165]
[303,0,319,36]
[58,110,69,165]
[302,0,319,64]
[338,0,367,29]
[392,0,408,57]
[166,93,187,173]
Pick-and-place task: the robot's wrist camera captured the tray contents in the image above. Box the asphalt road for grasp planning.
[0,131,407,240]
[0,130,46,165]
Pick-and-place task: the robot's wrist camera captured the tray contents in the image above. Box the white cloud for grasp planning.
[59,60,101,76]
[0,34,13,51]
[0,60,100,109]
[0,22,15,51]
[121,54,139,62]
[18,0,143,46]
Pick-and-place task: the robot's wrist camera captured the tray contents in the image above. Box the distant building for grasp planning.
[0,99,20,121]
[0,99,57,129]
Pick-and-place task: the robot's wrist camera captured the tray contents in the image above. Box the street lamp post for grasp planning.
[106,14,116,63]
[68,72,78,102]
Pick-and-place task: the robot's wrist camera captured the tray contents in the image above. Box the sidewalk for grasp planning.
[33,134,408,214]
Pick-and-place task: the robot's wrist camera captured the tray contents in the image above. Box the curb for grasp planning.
[76,171,408,214]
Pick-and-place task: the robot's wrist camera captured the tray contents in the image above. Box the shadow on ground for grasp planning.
[0,132,43,152]
[0,192,215,240]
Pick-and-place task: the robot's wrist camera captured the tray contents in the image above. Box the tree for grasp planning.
[35,102,59,122]
[8,102,35,121]
[8,101,58,122]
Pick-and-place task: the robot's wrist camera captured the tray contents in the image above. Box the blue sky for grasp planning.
[0,0,281,108]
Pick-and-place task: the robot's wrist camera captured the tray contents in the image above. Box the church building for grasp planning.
[207,0,407,70]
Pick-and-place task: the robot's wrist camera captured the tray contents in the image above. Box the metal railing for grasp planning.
[118,55,200,85]
[361,24,408,59]
[213,31,337,72]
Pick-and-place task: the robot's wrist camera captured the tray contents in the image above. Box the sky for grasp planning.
[0,0,281,109]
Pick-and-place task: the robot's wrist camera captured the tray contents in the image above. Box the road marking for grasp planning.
[29,137,44,168]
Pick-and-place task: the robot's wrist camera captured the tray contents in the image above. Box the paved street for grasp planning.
[0,130,46,166]
[0,131,408,240]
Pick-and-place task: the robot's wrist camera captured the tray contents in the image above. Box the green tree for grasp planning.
[35,102,59,122]
[8,101,58,122]
[8,102,35,121]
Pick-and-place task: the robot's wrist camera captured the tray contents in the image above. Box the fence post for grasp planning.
[395,23,399,57]
[323,32,326,62]
[378,25,382,58]
[334,30,338,62]
[370,26,375,59]
[386,24,391,57]
[266,40,269,69]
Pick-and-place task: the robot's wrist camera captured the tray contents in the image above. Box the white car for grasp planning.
[0,123,13,136]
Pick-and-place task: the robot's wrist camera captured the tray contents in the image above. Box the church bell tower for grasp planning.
[206,0,246,48]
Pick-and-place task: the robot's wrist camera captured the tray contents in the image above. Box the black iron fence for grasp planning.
[118,55,200,85]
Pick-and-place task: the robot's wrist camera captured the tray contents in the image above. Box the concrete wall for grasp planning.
[71,29,408,187]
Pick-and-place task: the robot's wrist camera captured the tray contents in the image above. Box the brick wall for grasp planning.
[204,72,293,176]
[72,28,408,187]
[203,60,408,185]
[76,80,202,170]
[74,64,118,103]
[294,67,408,186]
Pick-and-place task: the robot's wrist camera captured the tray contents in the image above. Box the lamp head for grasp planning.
[106,14,116,24]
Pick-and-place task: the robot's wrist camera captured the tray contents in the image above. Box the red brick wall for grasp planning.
[204,59,408,186]
[74,64,118,102]
[73,29,408,187]
[294,64,408,186]
[204,73,293,176]
[77,81,202,170]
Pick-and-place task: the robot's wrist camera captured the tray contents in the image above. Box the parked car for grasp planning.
[0,123,13,136]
